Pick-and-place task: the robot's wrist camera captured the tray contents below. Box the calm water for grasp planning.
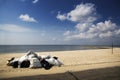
[0,45,118,54]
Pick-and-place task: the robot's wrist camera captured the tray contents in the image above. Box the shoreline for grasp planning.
[0,47,114,54]
[0,48,120,80]
[0,45,117,54]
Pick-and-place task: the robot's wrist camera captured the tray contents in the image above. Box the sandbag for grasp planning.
[40,55,51,59]
[7,58,19,67]
[11,61,19,68]
[41,59,53,70]
[30,58,42,68]
[45,57,63,67]
[26,50,38,58]
[19,60,30,68]
[7,51,63,69]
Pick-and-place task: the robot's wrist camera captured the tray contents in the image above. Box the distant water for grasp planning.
[0,45,119,54]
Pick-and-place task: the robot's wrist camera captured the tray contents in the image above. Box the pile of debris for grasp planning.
[7,50,63,70]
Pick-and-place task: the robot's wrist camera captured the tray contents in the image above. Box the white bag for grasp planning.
[30,58,42,68]
[40,55,51,59]
[19,55,28,63]
[45,57,63,67]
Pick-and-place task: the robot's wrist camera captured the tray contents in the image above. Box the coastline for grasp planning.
[0,48,120,80]
[0,45,114,54]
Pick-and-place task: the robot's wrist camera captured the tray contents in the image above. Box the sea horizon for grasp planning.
[0,45,120,54]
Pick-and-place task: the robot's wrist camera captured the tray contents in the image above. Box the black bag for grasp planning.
[41,59,53,70]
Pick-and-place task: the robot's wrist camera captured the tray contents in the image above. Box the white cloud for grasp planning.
[115,29,120,35]
[32,0,39,3]
[57,3,97,23]
[57,3,120,41]
[63,30,71,36]
[96,20,117,32]
[67,3,96,22]
[87,20,117,33]
[65,32,98,40]
[19,14,37,23]
[56,13,66,21]
[0,24,33,32]
[64,20,119,40]
[21,0,39,3]
[75,23,91,32]
[99,31,113,38]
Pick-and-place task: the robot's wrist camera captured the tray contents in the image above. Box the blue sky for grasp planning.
[0,0,120,45]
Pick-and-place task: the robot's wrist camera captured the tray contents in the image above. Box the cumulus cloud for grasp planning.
[57,3,97,23]
[75,23,91,32]
[19,14,37,23]
[64,20,120,40]
[0,24,33,32]
[57,3,120,41]
[32,0,39,3]
[65,31,98,40]
[56,12,67,21]
[96,20,117,32]
[115,29,120,35]
[99,31,113,38]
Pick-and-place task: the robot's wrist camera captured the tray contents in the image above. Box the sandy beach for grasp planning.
[0,48,120,80]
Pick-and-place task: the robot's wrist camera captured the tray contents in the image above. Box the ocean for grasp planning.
[0,45,119,54]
